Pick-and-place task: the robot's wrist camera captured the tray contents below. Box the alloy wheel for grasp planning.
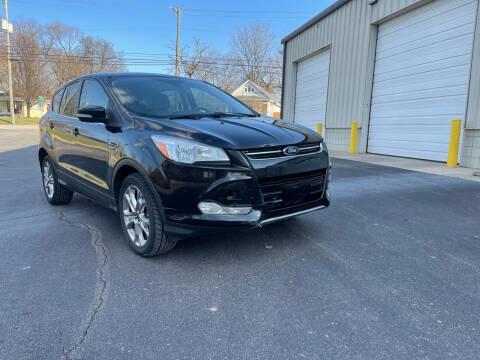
[122,185,150,247]
[42,161,54,199]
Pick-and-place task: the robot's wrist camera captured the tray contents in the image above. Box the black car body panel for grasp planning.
[39,73,331,240]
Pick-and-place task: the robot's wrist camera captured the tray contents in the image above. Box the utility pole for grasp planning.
[169,6,181,76]
[2,0,14,125]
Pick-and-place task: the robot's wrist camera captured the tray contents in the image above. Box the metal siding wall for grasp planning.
[466,0,480,129]
[283,0,457,131]
[283,0,372,131]
[368,0,478,161]
[283,0,480,151]
[370,0,434,23]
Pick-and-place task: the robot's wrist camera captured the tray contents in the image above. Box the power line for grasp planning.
[182,13,307,20]
[11,59,280,69]
[184,9,311,14]
[14,0,141,13]
[80,26,232,34]
[14,0,310,19]
[15,0,311,14]
[0,45,281,64]
[4,53,282,69]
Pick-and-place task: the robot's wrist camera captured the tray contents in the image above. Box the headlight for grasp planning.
[151,135,229,164]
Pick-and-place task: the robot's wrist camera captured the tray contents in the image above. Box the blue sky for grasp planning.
[9,0,336,73]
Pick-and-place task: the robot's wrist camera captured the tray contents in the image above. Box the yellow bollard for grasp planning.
[349,121,358,154]
[447,119,462,167]
[317,123,323,136]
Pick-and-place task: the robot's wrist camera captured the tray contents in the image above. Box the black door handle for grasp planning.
[73,128,79,136]
[49,122,54,130]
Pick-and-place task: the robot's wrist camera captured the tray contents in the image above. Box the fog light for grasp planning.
[198,201,253,215]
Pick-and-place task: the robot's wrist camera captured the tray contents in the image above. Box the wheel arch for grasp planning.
[112,159,166,219]
[38,147,49,167]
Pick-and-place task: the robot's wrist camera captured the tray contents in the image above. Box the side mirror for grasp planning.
[77,106,107,123]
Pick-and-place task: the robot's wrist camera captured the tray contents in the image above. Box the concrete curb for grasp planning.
[331,151,480,183]
[0,125,39,129]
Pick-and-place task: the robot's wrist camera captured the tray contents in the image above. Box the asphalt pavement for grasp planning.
[1,126,480,360]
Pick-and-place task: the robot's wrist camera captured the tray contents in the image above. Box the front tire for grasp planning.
[41,156,73,205]
[119,173,177,256]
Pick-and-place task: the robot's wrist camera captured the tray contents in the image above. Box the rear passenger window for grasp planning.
[79,79,109,109]
[51,89,64,113]
[60,81,81,117]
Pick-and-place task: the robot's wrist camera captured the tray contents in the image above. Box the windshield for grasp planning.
[110,76,256,119]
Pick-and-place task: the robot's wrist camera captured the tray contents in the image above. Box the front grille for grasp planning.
[258,169,326,213]
[243,142,321,159]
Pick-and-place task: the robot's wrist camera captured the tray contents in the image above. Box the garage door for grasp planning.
[368,0,478,161]
[294,50,330,132]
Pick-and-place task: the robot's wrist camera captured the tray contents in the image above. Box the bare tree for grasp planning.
[79,36,125,74]
[230,24,280,93]
[168,24,281,95]
[44,23,83,87]
[10,20,53,117]
[45,23,125,88]
[262,47,283,99]
[172,40,240,92]
[0,20,125,117]
[204,50,241,93]
[178,39,211,78]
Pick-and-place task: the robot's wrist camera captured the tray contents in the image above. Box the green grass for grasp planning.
[0,116,40,125]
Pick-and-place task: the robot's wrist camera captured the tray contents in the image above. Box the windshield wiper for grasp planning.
[169,112,259,120]
[169,113,210,120]
[211,112,259,118]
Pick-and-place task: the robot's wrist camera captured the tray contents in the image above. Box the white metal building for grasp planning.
[281,0,480,168]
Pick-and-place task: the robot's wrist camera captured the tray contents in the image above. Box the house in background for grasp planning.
[231,80,281,118]
[0,91,50,117]
[0,91,23,116]
[22,99,50,118]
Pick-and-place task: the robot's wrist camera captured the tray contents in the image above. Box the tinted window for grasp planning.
[79,79,109,109]
[191,87,229,113]
[160,89,186,114]
[52,89,64,113]
[60,81,81,117]
[110,77,254,118]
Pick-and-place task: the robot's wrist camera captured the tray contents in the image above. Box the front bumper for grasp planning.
[152,147,331,240]
[260,204,328,226]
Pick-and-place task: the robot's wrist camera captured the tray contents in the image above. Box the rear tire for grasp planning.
[41,156,73,205]
[119,173,177,256]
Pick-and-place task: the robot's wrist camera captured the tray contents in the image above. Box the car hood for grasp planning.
[137,115,321,150]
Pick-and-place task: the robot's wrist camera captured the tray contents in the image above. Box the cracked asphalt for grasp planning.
[1,126,480,360]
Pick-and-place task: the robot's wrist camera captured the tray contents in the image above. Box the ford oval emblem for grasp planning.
[283,145,299,156]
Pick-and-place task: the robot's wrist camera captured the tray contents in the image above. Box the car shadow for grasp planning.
[93,197,314,261]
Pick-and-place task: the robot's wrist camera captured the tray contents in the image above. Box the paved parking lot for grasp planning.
[1,126,480,360]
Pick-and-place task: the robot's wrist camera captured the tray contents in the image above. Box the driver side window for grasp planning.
[79,79,109,109]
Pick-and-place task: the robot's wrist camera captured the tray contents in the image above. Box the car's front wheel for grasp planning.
[41,156,73,205]
[119,173,177,256]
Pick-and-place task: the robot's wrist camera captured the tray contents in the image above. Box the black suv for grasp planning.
[39,73,331,256]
